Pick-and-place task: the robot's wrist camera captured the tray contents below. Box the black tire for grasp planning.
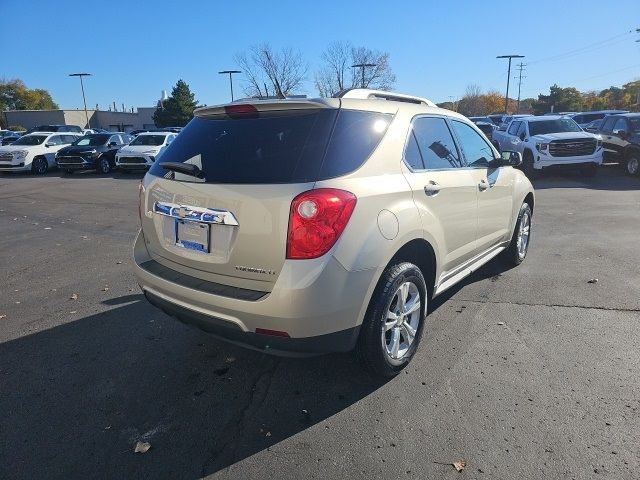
[522,151,538,179]
[356,262,427,378]
[31,156,48,175]
[625,153,639,176]
[581,163,598,177]
[97,155,111,174]
[504,202,532,266]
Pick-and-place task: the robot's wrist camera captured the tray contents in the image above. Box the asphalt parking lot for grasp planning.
[1,167,639,480]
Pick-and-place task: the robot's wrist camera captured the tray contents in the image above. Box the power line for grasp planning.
[528,29,635,65]
[514,62,527,113]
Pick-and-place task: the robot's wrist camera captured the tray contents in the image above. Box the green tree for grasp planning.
[0,79,58,128]
[153,79,199,127]
[532,84,583,115]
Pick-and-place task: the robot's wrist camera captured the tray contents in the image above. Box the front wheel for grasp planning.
[356,262,427,378]
[97,156,111,174]
[522,151,538,179]
[625,154,639,176]
[504,202,532,266]
[31,157,48,175]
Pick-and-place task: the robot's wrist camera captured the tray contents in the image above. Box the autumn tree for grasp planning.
[235,43,307,98]
[0,79,58,128]
[315,41,396,97]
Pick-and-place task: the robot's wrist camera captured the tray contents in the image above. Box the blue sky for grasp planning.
[1,0,638,110]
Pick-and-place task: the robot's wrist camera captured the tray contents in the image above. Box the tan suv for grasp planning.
[133,89,534,377]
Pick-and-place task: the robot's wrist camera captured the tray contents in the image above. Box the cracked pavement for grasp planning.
[0,167,639,479]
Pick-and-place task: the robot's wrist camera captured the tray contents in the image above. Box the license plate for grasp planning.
[175,220,210,253]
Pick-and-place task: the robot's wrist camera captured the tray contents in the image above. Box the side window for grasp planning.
[451,120,496,167]
[507,121,520,135]
[109,135,120,145]
[613,118,628,133]
[47,135,62,145]
[411,117,461,169]
[404,132,424,170]
[601,117,616,133]
[516,122,527,139]
[61,135,74,144]
[572,115,583,124]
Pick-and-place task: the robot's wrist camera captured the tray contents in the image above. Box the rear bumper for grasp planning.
[132,231,375,355]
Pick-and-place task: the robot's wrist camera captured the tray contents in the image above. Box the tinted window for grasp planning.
[109,135,121,145]
[404,132,424,170]
[628,118,640,133]
[451,120,495,167]
[411,117,461,169]
[149,109,391,184]
[613,118,628,133]
[47,135,63,145]
[507,121,520,135]
[600,117,617,133]
[61,135,76,144]
[516,122,527,138]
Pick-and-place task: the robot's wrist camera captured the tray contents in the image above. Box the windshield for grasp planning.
[11,135,47,146]
[130,135,166,146]
[529,119,582,136]
[72,134,110,146]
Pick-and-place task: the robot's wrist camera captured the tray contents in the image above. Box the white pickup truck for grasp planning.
[492,115,603,176]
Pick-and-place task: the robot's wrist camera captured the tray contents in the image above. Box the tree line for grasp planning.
[439,80,640,117]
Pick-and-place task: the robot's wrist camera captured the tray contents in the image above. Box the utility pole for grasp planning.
[515,62,527,113]
[69,73,92,128]
[218,70,242,101]
[351,63,377,88]
[496,55,524,113]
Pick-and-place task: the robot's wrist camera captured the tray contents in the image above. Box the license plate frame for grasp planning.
[175,219,210,253]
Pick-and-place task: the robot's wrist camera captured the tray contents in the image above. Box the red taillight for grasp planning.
[286,188,357,260]
[225,104,259,119]
[138,181,145,223]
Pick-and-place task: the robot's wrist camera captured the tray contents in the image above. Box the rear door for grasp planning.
[401,116,478,275]
[600,116,620,161]
[610,117,631,159]
[450,120,514,252]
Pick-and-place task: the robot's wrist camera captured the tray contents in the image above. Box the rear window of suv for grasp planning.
[148,109,392,184]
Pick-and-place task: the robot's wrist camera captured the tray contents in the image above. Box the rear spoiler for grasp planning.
[194,99,335,118]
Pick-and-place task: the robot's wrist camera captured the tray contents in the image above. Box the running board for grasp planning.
[434,245,507,297]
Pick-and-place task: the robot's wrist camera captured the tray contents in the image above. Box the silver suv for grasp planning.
[133,89,534,377]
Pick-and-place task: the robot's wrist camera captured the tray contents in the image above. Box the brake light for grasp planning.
[225,104,259,119]
[138,181,145,223]
[286,188,357,260]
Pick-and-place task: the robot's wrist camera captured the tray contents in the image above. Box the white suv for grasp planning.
[115,132,176,171]
[0,132,82,174]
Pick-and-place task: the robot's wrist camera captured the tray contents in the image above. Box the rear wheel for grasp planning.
[504,202,532,266]
[625,153,639,176]
[356,262,427,378]
[31,156,48,175]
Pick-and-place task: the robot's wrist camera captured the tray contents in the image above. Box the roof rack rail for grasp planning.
[334,88,436,107]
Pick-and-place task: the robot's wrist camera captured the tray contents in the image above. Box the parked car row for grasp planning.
[468,110,639,178]
[0,130,178,175]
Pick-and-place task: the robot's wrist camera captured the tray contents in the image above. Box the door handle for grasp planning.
[478,179,489,191]
[423,181,441,196]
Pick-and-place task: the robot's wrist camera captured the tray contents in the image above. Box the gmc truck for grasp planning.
[492,115,603,177]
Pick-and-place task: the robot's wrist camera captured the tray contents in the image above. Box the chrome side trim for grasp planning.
[153,201,239,226]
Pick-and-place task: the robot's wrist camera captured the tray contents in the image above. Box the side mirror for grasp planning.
[616,130,627,139]
[500,150,522,166]
[45,143,52,148]
[519,132,526,141]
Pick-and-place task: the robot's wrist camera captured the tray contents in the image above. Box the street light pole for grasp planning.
[69,73,92,128]
[218,70,242,101]
[351,63,377,88]
[496,55,524,113]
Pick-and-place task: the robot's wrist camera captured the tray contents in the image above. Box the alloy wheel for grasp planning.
[627,157,639,176]
[382,281,421,361]
[517,211,531,259]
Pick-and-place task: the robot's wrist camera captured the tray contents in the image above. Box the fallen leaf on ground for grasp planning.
[0,315,6,320]
[102,287,109,292]
[69,311,77,314]
[587,278,598,284]
[70,293,78,300]
[497,322,505,326]
[116,261,123,264]
[452,460,466,472]
[265,431,272,437]
[134,441,151,453]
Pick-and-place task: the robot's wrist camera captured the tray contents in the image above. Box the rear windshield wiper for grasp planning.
[160,162,204,179]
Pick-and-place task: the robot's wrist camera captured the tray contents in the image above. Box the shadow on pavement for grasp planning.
[0,298,389,479]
